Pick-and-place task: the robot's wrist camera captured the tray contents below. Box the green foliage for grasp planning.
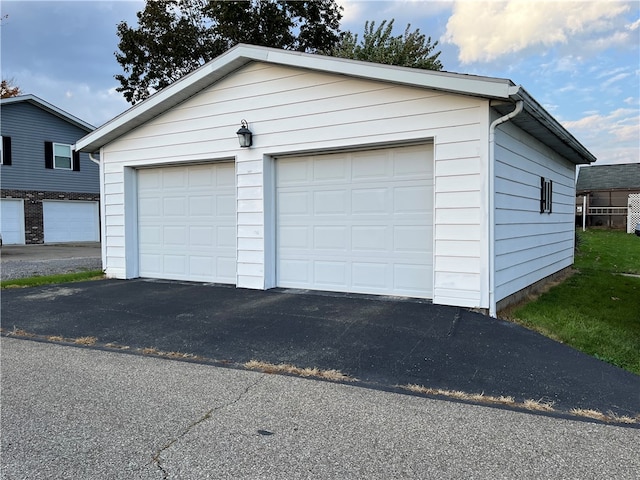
[115,0,343,104]
[328,19,443,70]
[512,230,640,374]
[1,270,105,289]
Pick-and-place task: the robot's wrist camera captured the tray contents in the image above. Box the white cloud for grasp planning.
[562,107,640,164]
[443,0,631,64]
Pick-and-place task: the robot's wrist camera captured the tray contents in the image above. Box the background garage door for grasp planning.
[43,200,99,243]
[137,162,236,283]
[276,144,433,298]
[0,199,25,244]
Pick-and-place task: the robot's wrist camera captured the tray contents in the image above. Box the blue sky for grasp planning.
[1,0,638,165]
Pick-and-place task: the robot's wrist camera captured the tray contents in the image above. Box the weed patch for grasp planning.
[1,270,104,289]
[244,359,357,382]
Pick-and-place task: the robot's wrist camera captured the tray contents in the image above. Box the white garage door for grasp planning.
[0,199,25,245]
[276,144,434,298]
[43,200,99,243]
[137,162,236,283]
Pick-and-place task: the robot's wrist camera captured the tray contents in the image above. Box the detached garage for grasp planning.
[76,44,595,316]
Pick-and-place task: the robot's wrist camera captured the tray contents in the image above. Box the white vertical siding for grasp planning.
[100,62,488,308]
[493,119,576,303]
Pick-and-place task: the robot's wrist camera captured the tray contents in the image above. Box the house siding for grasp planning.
[493,118,576,303]
[100,62,487,308]
[0,101,98,193]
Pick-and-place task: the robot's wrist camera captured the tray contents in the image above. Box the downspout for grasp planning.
[488,99,524,317]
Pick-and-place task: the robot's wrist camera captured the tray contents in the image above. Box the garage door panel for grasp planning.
[138,163,235,283]
[314,226,348,250]
[394,226,431,252]
[43,201,99,243]
[216,194,236,216]
[352,263,388,289]
[313,190,347,214]
[277,145,433,298]
[279,259,311,284]
[0,199,25,244]
[315,261,347,286]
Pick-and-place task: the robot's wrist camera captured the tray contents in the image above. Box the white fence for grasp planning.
[628,193,640,233]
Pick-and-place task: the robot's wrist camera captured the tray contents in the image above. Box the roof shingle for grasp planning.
[576,163,640,192]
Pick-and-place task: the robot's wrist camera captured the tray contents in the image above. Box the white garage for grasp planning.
[276,145,434,298]
[137,162,236,283]
[0,199,25,245]
[76,44,596,315]
[43,200,100,243]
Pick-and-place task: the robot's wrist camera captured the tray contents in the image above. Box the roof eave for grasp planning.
[510,87,596,165]
[1,94,95,132]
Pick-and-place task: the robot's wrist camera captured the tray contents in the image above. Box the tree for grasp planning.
[115,0,343,104]
[328,19,443,71]
[1,79,21,98]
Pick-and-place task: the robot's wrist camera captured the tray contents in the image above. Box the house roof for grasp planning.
[1,94,95,132]
[576,163,640,192]
[76,44,595,164]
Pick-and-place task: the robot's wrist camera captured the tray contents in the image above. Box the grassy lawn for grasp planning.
[509,229,640,375]
[0,270,105,289]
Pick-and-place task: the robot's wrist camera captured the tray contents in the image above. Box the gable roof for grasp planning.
[76,43,595,164]
[576,163,640,192]
[1,94,95,132]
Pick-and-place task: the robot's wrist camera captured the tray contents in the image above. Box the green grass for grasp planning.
[1,270,105,289]
[510,230,640,375]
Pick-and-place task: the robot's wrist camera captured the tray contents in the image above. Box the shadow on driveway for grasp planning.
[2,278,638,419]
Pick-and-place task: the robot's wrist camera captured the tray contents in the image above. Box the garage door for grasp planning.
[0,199,25,244]
[276,144,433,298]
[137,162,236,283]
[43,200,99,243]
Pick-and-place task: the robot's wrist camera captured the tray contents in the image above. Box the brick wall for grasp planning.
[1,189,100,244]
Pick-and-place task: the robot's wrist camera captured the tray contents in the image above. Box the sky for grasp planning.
[1,0,638,166]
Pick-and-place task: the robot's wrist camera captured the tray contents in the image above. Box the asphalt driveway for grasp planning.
[1,278,638,420]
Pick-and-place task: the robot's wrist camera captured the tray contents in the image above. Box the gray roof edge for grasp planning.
[510,87,596,164]
[1,94,95,132]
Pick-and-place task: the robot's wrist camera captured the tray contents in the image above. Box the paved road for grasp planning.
[1,337,638,480]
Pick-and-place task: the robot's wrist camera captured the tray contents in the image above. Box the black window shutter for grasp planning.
[548,180,553,213]
[2,136,11,165]
[540,176,545,213]
[72,150,80,171]
[44,141,53,169]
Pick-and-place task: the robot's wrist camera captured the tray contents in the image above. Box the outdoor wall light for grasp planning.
[236,119,252,148]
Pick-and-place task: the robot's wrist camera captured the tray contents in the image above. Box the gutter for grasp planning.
[488,98,524,317]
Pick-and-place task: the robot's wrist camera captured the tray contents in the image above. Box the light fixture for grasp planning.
[236,119,252,148]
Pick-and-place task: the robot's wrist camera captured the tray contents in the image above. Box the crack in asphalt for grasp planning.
[151,375,266,479]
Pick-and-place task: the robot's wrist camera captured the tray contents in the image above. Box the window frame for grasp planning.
[53,142,73,170]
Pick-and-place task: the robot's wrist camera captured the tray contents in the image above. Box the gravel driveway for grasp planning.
[1,243,102,281]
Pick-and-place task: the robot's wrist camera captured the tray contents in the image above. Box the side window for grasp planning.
[0,136,11,165]
[44,141,80,171]
[54,143,72,169]
[540,177,553,214]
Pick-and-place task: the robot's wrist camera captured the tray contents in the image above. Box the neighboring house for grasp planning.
[576,163,640,230]
[0,95,100,245]
[77,44,596,316]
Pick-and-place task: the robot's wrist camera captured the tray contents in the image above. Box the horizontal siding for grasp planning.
[101,62,487,307]
[0,102,98,193]
[494,118,576,302]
